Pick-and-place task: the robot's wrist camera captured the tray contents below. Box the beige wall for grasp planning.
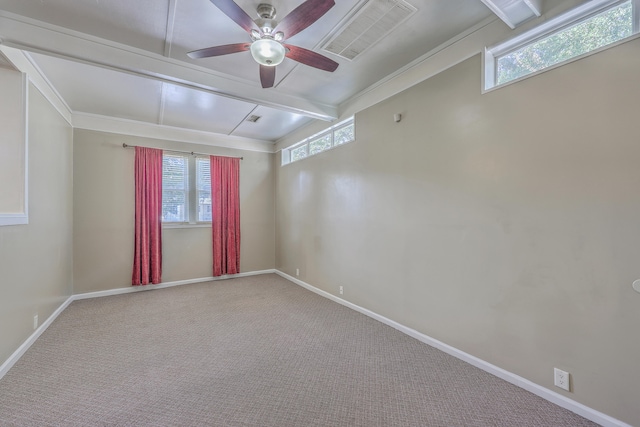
[0,84,73,365]
[276,39,640,425]
[73,130,275,293]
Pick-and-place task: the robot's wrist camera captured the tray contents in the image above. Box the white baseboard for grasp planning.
[73,269,276,300]
[0,295,74,380]
[0,269,276,381]
[274,270,630,427]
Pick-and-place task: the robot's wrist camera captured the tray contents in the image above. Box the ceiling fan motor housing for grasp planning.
[257,4,276,19]
[255,4,278,36]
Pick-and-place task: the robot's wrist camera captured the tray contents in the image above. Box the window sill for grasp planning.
[162,223,211,229]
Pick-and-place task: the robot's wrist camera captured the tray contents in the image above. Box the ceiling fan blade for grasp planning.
[274,0,335,39]
[208,0,258,33]
[284,44,338,72]
[187,43,250,59]
[260,65,276,88]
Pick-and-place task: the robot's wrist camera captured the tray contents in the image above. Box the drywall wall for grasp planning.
[0,83,73,366]
[73,130,275,293]
[275,39,640,425]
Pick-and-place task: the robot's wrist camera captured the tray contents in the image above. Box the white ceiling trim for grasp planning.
[339,0,597,123]
[73,112,276,154]
[275,14,505,151]
[277,0,582,152]
[158,81,168,126]
[280,1,593,152]
[0,10,338,121]
[480,0,542,29]
[338,15,500,120]
[0,46,73,125]
[164,0,179,58]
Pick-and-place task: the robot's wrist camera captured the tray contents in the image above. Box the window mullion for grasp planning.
[188,155,196,224]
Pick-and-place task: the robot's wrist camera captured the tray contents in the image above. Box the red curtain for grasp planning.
[132,146,163,285]
[211,156,241,277]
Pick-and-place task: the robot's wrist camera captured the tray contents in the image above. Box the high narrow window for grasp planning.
[282,117,355,165]
[485,0,639,90]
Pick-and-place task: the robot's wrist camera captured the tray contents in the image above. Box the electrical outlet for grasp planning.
[339,286,343,295]
[554,368,570,391]
[296,268,299,277]
[33,314,38,330]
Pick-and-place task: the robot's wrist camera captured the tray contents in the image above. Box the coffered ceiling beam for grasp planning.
[0,11,338,121]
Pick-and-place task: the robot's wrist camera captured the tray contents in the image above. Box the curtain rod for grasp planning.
[122,143,243,160]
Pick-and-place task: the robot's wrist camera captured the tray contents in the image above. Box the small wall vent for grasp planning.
[246,115,261,123]
[323,0,417,61]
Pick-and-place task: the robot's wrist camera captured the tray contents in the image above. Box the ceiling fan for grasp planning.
[188,0,339,88]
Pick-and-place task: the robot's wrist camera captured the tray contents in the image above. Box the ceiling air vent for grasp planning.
[246,115,261,123]
[323,0,417,61]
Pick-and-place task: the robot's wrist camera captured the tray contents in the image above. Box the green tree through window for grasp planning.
[496,1,633,85]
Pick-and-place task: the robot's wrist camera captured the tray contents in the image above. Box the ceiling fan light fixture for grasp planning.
[250,38,286,66]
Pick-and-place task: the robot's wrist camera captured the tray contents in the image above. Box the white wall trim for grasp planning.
[73,112,276,154]
[2,268,628,426]
[274,270,632,427]
[0,214,28,226]
[73,269,276,300]
[0,269,276,381]
[0,295,74,380]
[0,70,29,226]
[0,46,73,126]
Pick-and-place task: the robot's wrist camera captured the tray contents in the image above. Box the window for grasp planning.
[282,117,355,165]
[485,0,639,90]
[162,153,211,224]
[290,144,308,162]
[196,157,211,222]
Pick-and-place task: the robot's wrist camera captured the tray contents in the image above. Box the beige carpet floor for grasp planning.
[0,274,598,426]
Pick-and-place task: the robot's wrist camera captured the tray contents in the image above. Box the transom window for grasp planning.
[162,153,211,224]
[485,0,639,90]
[282,117,355,165]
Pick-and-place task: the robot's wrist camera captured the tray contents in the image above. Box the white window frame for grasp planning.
[282,117,355,166]
[484,0,640,91]
[0,70,28,226]
[162,153,211,228]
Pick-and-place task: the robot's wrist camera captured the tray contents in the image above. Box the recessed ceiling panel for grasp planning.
[230,105,312,141]
[30,53,163,123]
[0,0,169,54]
[160,83,257,135]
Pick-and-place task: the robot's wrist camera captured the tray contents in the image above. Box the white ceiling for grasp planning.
[0,0,541,144]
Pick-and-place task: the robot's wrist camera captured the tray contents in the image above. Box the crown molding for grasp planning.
[0,45,72,125]
[73,112,276,154]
